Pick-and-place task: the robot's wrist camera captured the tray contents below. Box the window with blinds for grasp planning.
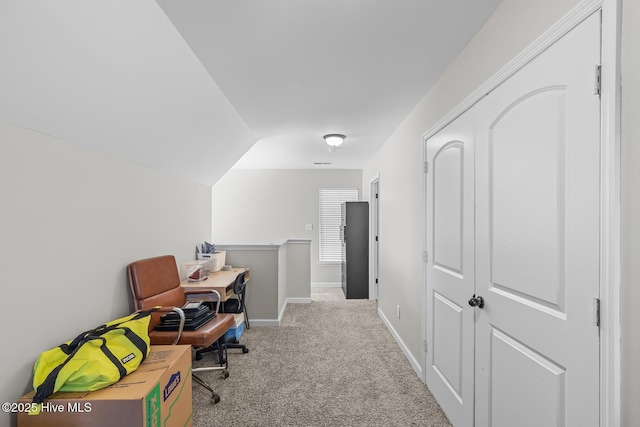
[319,188,358,264]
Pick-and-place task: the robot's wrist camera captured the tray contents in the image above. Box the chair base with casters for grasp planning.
[194,335,227,364]
[146,305,234,404]
[226,340,249,354]
[128,255,235,404]
[191,337,231,404]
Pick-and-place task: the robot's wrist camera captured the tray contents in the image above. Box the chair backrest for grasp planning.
[231,271,247,310]
[128,255,187,327]
[232,271,247,296]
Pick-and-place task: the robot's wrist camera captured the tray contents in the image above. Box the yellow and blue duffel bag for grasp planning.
[32,309,156,404]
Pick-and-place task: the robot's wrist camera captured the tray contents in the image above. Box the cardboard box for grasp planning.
[231,312,244,329]
[18,345,192,427]
[225,322,245,342]
[225,312,245,342]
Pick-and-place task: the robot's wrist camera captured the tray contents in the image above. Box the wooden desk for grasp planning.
[181,267,249,301]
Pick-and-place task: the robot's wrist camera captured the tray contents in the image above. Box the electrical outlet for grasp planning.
[305,223,313,231]
[397,305,400,319]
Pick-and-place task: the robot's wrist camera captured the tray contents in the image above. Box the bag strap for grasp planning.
[33,338,88,404]
[120,327,149,361]
[59,327,97,355]
[33,335,130,404]
[107,308,158,363]
[35,308,158,403]
[59,308,158,354]
[91,336,127,380]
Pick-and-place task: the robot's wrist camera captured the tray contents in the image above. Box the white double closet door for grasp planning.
[425,11,601,427]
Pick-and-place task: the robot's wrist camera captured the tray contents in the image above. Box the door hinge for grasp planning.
[423,339,428,352]
[424,161,429,173]
[594,65,602,96]
[375,235,379,242]
[375,192,379,199]
[375,278,378,284]
[423,251,428,263]
[593,298,601,327]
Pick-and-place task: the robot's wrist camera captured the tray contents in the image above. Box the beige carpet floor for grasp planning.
[191,288,451,427]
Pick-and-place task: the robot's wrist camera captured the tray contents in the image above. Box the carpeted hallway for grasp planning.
[192,288,451,426]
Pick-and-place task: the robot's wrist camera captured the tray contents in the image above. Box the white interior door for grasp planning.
[425,11,601,427]
[425,110,476,427]
[473,12,601,427]
[371,178,379,300]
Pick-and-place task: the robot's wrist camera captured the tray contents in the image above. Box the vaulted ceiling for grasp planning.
[0,0,501,185]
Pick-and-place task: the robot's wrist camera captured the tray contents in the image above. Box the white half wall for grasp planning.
[0,120,212,427]
[217,240,311,326]
[211,169,361,284]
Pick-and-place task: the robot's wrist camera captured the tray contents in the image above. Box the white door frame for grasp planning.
[369,173,380,300]
[420,0,622,425]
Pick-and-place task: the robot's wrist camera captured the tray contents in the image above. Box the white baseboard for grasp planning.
[287,297,312,304]
[311,282,341,288]
[278,299,289,324]
[249,299,311,327]
[378,307,423,380]
[248,319,280,327]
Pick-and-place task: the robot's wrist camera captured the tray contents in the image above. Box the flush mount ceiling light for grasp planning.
[323,134,345,152]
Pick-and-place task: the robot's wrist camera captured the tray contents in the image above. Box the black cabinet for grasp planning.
[341,201,369,299]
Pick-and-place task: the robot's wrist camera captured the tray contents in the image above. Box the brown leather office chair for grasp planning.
[127,255,234,404]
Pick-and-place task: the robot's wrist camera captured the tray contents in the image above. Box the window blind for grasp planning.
[319,188,358,263]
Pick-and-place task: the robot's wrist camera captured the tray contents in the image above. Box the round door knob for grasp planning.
[468,295,485,309]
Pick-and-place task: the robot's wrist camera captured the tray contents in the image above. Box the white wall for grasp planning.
[362,0,582,373]
[621,0,640,424]
[211,169,362,285]
[0,120,212,427]
[284,240,312,300]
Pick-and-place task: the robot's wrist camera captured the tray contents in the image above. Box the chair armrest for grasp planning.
[183,289,222,314]
[145,306,186,345]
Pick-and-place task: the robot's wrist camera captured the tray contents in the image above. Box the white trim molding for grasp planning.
[248,319,280,327]
[369,172,380,301]
[379,308,422,380]
[311,282,342,288]
[422,0,603,144]
[287,297,312,304]
[215,243,280,251]
[599,1,622,425]
[216,239,311,251]
[420,1,620,425]
[283,239,312,245]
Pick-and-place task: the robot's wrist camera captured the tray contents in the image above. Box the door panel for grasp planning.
[433,143,464,275]
[490,88,567,312]
[433,291,464,399]
[426,111,475,427]
[490,328,566,427]
[475,12,601,427]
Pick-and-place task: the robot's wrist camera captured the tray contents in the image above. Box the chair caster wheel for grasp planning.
[220,370,229,379]
[242,348,249,354]
[211,393,220,404]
